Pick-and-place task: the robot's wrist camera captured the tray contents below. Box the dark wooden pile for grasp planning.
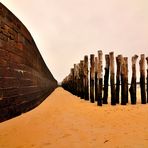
[62,50,148,106]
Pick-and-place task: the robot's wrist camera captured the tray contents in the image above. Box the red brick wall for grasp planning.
[0,3,57,122]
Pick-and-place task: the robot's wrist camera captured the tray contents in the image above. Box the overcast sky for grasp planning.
[1,0,148,82]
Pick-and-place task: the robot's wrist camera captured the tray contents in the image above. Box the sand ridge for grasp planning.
[0,87,148,148]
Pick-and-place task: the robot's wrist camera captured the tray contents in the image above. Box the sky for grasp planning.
[1,0,148,82]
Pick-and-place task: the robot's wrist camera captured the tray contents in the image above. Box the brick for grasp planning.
[0,3,57,122]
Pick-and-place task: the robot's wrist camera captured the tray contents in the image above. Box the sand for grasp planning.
[0,87,148,148]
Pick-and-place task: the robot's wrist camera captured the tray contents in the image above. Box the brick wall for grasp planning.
[0,3,57,122]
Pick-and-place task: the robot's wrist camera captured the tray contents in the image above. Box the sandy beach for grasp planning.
[0,87,148,148]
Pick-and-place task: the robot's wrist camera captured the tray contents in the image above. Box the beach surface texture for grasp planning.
[0,87,148,148]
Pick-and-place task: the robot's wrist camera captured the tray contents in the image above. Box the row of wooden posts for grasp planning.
[62,51,148,106]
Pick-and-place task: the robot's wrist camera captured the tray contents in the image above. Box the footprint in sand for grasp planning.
[104,139,110,143]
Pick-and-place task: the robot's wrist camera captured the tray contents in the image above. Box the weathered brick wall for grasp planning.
[0,3,57,122]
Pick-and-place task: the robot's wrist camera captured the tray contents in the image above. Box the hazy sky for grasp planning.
[1,0,148,82]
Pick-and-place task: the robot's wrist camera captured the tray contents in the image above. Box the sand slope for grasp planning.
[0,87,148,148]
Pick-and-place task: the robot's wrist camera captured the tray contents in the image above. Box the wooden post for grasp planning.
[70,68,74,94]
[95,57,98,102]
[124,57,128,103]
[76,64,80,97]
[116,55,122,104]
[90,54,95,103]
[129,55,138,104]
[65,69,73,93]
[121,56,127,105]
[84,55,89,100]
[103,54,109,104]
[77,63,81,97]
[80,60,84,99]
[109,52,116,105]
[139,54,146,104]
[97,50,103,106]
[73,64,77,96]
[146,57,148,103]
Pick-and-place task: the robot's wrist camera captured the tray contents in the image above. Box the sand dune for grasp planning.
[0,87,148,148]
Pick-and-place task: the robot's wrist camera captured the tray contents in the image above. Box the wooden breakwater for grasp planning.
[0,3,57,122]
[62,50,148,106]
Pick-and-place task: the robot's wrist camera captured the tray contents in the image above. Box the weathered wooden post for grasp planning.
[62,77,67,90]
[84,55,89,100]
[124,57,128,103]
[74,64,78,96]
[109,52,116,105]
[65,73,69,91]
[77,63,81,97]
[95,57,98,102]
[97,50,103,106]
[129,55,138,104]
[146,57,148,103]
[66,71,71,93]
[121,56,127,105]
[76,64,80,97]
[103,54,110,104]
[70,68,74,94]
[139,54,146,104]
[67,71,71,92]
[116,55,122,104]
[90,54,95,103]
[80,60,84,99]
